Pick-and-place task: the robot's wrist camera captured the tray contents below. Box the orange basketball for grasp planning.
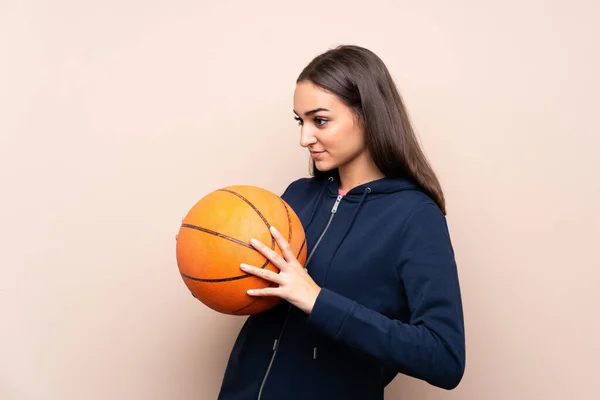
[175,185,307,315]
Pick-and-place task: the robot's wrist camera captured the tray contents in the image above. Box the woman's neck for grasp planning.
[337,153,384,192]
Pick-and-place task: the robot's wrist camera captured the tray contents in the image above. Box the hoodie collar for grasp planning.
[325,174,419,201]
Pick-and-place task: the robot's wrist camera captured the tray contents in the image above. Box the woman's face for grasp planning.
[293,81,367,173]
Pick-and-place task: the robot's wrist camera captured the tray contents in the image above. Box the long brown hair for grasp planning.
[296,45,447,214]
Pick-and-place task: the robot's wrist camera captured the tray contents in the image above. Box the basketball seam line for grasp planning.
[218,189,272,229]
[218,189,276,262]
[180,224,253,249]
[219,189,275,275]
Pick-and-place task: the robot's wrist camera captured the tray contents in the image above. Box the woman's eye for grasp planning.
[294,116,327,127]
[314,118,327,126]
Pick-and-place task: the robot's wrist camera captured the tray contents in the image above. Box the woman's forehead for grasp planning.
[293,82,343,114]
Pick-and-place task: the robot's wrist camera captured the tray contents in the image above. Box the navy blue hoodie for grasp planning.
[217,174,466,399]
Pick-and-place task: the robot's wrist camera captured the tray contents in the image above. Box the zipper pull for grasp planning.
[331,195,343,214]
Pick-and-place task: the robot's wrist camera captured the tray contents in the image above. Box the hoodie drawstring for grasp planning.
[343,187,371,240]
[321,186,371,286]
[313,186,371,361]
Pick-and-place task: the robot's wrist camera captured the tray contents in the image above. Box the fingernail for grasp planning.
[247,289,255,295]
[240,263,248,270]
[250,238,258,245]
[270,226,277,234]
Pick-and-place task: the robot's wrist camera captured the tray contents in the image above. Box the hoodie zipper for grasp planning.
[257,194,343,400]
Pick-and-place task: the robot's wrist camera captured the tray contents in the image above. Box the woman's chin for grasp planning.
[313,160,336,172]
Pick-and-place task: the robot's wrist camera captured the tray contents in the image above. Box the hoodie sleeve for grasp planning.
[306,201,466,390]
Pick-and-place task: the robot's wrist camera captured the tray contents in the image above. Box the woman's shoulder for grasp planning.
[369,178,448,234]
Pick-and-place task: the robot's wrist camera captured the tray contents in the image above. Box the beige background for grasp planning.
[1,1,599,399]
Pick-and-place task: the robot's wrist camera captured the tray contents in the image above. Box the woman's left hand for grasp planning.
[240,226,321,314]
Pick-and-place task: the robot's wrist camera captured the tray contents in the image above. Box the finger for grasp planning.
[240,263,282,284]
[269,226,296,262]
[250,237,287,269]
[247,287,280,297]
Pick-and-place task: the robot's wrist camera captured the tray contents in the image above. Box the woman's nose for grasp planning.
[299,127,317,148]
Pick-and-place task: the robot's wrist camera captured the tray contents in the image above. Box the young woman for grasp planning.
[217,45,466,400]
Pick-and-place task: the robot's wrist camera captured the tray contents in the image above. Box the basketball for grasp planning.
[175,185,307,315]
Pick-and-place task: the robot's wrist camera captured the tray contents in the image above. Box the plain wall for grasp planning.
[1,1,599,399]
